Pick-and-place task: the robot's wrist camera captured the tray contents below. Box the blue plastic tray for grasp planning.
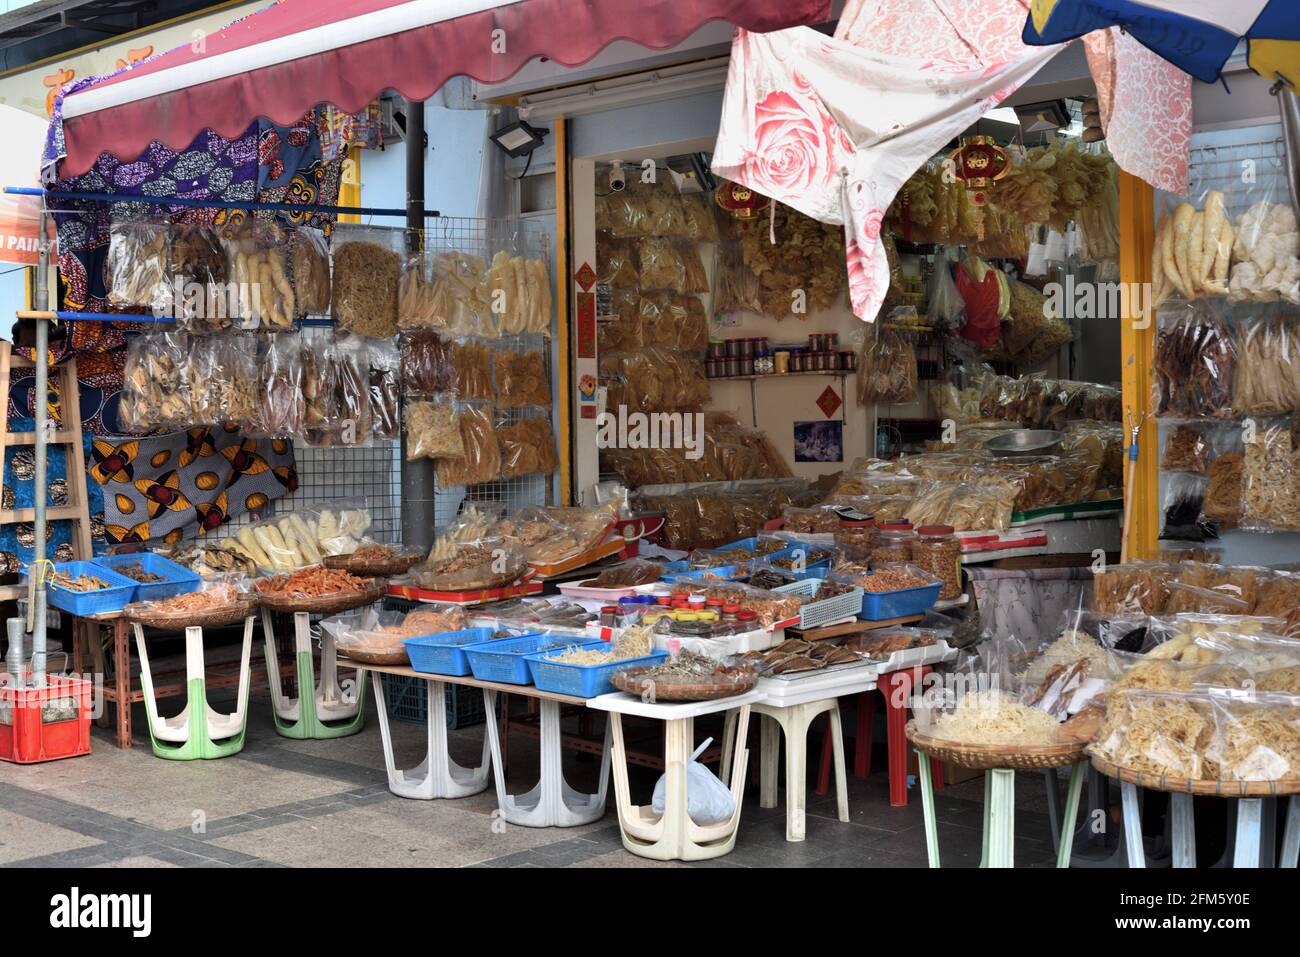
[38,561,138,617]
[666,564,745,583]
[92,552,201,603]
[859,580,942,621]
[526,647,668,698]
[464,633,599,685]
[403,627,499,676]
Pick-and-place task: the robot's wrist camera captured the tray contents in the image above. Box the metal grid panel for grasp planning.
[1173,127,1287,213]
[285,440,402,543]
[418,217,557,529]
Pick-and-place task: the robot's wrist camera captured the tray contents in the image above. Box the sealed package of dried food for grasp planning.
[676,239,709,294]
[435,404,502,486]
[1232,314,1300,415]
[596,233,639,289]
[1162,424,1210,474]
[1153,302,1236,419]
[1092,689,1215,780]
[693,493,739,549]
[120,333,163,432]
[639,292,708,352]
[399,330,454,396]
[414,536,528,591]
[331,225,401,336]
[140,331,192,430]
[399,249,437,328]
[404,398,464,461]
[1166,562,1260,615]
[416,251,488,334]
[288,228,331,316]
[171,224,229,331]
[325,333,373,445]
[107,221,172,314]
[782,505,840,534]
[1159,473,1214,542]
[856,327,917,405]
[367,338,401,439]
[495,350,550,407]
[185,334,222,425]
[681,193,719,241]
[222,222,296,330]
[636,236,686,289]
[216,334,259,428]
[1254,570,1300,638]
[1205,689,1300,782]
[906,480,1016,533]
[1091,561,1175,616]
[1202,450,1244,528]
[713,240,761,315]
[497,415,557,478]
[1241,422,1300,531]
[449,338,494,400]
[254,333,304,437]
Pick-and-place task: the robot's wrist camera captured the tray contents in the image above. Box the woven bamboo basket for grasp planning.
[257,578,388,615]
[125,598,258,631]
[610,666,757,703]
[1087,752,1300,798]
[411,564,527,593]
[906,721,1088,771]
[323,549,423,577]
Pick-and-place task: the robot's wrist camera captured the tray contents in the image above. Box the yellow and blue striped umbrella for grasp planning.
[1024,1,1300,86]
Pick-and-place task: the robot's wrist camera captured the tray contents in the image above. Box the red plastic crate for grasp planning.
[0,673,93,764]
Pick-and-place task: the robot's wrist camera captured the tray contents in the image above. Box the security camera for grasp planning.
[608,162,627,192]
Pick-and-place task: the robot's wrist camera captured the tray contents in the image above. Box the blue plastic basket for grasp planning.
[465,633,599,685]
[379,672,488,729]
[859,580,942,621]
[91,552,201,603]
[403,627,499,676]
[526,647,668,698]
[666,564,745,583]
[38,561,137,617]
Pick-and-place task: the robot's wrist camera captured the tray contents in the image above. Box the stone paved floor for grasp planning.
[0,688,1064,868]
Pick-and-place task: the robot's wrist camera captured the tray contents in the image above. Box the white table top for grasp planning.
[756,673,879,710]
[587,688,764,720]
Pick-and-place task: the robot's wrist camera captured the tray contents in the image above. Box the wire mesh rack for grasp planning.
[1170,126,1287,214]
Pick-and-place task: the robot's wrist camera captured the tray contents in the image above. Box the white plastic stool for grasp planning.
[481,690,610,827]
[609,707,751,861]
[751,699,849,842]
[262,609,365,738]
[134,617,255,760]
[369,672,490,799]
[1118,783,1300,868]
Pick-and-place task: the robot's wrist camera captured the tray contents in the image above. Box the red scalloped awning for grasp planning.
[57,0,830,176]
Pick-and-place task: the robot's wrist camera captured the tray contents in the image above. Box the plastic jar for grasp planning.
[774,350,790,374]
[870,522,917,567]
[834,512,877,562]
[911,524,962,600]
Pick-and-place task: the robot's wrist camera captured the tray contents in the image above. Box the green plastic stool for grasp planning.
[262,609,366,739]
[916,751,1088,868]
[134,617,255,760]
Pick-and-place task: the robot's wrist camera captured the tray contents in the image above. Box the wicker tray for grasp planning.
[323,549,423,577]
[125,598,258,631]
[610,666,757,703]
[337,646,410,666]
[411,566,526,593]
[1087,752,1300,797]
[906,721,1088,771]
[257,579,388,615]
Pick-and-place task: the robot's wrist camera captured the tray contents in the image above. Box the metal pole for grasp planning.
[30,212,50,687]
[400,97,435,552]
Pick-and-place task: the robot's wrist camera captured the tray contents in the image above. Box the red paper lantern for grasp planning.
[715,181,771,220]
[945,135,1011,240]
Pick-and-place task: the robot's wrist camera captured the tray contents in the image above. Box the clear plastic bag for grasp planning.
[302,331,372,446]
[222,222,295,330]
[1227,198,1300,304]
[1153,302,1237,419]
[1151,186,1232,306]
[288,227,331,317]
[367,338,401,439]
[185,335,222,425]
[497,414,557,478]
[638,292,708,352]
[495,349,550,408]
[1164,562,1262,615]
[1091,561,1176,616]
[171,224,230,332]
[416,250,489,335]
[1159,473,1213,542]
[1162,424,1211,474]
[254,333,304,437]
[313,501,374,556]
[636,236,687,289]
[713,239,761,315]
[1232,314,1300,415]
[906,479,1016,533]
[331,225,401,336]
[651,738,734,826]
[856,327,917,405]
[216,334,259,428]
[399,330,454,396]
[120,333,170,431]
[321,607,410,665]
[596,233,640,290]
[398,249,437,328]
[434,404,502,486]
[483,244,552,336]
[404,398,463,461]
[414,536,528,590]
[449,338,494,401]
[1241,422,1300,531]
[107,221,172,314]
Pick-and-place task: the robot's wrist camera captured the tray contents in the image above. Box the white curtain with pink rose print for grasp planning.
[712,0,1064,323]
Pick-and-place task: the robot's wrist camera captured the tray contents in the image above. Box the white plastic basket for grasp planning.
[773,578,865,630]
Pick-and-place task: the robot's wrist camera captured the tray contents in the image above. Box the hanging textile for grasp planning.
[1083,28,1191,195]
[91,429,298,546]
[713,0,1062,323]
[0,419,105,572]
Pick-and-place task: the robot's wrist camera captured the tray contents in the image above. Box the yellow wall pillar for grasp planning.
[1119,170,1158,561]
